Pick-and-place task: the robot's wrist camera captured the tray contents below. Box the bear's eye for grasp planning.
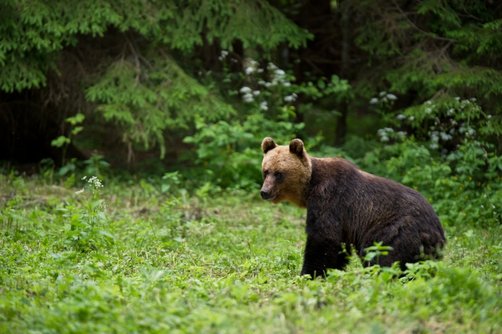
[274,171,284,182]
[263,170,269,178]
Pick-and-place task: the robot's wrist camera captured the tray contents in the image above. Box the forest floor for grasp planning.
[0,174,500,333]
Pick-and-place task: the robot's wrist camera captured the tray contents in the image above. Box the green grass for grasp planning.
[0,174,500,333]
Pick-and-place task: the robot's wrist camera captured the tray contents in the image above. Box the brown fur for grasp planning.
[260,137,446,278]
[261,137,312,207]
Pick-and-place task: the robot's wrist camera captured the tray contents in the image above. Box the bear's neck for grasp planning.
[288,193,308,208]
[303,157,358,208]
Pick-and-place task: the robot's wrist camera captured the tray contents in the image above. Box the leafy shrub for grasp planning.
[59,176,114,252]
[183,57,305,190]
[362,96,501,228]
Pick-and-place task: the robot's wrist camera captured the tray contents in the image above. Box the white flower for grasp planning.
[386,93,397,101]
[396,114,406,120]
[252,90,260,96]
[218,50,229,61]
[85,176,103,189]
[379,91,387,97]
[260,101,268,111]
[267,62,278,71]
[243,58,259,75]
[440,132,452,141]
[240,86,251,94]
[284,93,297,103]
[274,69,285,77]
[369,98,378,104]
[377,128,394,142]
[245,67,255,75]
[243,93,254,103]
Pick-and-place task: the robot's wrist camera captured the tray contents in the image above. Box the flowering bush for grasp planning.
[184,53,303,189]
[365,95,501,227]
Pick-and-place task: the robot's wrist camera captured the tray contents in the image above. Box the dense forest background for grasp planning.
[1,0,500,181]
[0,0,500,218]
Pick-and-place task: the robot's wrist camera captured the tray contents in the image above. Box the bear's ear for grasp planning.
[289,138,305,158]
[261,137,277,154]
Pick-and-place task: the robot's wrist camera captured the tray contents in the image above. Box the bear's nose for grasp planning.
[260,190,272,199]
[260,190,272,200]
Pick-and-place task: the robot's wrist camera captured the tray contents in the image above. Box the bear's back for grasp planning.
[306,157,445,261]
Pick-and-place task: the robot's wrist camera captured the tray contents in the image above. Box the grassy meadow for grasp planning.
[0,173,500,334]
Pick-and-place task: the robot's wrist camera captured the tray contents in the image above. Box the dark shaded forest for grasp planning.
[1,1,500,175]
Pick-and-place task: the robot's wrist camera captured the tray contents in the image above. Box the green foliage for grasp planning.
[0,175,500,333]
[350,0,502,129]
[51,113,85,169]
[0,0,309,92]
[361,93,501,228]
[363,242,393,264]
[61,177,114,252]
[183,56,306,189]
[85,56,236,158]
[0,0,310,161]
[296,75,352,102]
[184,110,303,189]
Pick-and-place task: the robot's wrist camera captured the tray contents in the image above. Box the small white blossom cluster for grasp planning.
[218,50,229,61]
[377,128,393,142]
[424,98,482,150]
[391,97,484,151]
[429,130,453,149]
[82,176,104,189]
[239,86,261,103]
[459,125,476,137]
[243,58,261,75]
[377,127,406,142]
[259,101,268,111]
[284,93,297,103]
[370,91,397,105]
[395,114,414,121]
[265,62,291,88]
[238,59,297,108]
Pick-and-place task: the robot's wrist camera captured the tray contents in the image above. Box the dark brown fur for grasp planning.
[260,138,446,278]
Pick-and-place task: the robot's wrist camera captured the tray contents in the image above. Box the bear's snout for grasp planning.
[260,190,273,200]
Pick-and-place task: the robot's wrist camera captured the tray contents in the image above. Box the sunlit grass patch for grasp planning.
[0,175,500,333]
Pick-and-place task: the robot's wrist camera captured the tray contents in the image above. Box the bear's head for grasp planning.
[260,137,312,207]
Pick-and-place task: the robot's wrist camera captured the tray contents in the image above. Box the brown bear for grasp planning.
[260,137,446,278]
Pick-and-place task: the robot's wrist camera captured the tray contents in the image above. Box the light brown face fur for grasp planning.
[260,137,312,208]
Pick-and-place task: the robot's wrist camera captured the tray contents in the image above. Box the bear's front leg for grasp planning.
[300,235,350,278]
